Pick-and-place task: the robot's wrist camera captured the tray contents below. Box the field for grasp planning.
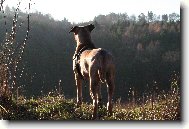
[0,87,180,120]
[0,1,181,121]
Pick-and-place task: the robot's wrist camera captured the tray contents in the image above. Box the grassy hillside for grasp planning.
[0,4,181,121]
[0,87,180,120]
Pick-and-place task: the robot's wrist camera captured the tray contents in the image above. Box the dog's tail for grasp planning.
[98,50,106,83]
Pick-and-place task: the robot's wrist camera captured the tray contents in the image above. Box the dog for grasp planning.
[69,24,115,119]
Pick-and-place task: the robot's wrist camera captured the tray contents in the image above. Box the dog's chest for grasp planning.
[73,49,95,79]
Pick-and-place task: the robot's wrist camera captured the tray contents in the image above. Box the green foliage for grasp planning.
[1,7,180,102]
[0,76,180,120]
[0,85,180,120]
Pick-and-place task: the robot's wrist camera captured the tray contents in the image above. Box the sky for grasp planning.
[4,0,180,23]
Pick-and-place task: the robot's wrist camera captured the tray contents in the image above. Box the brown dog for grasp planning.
[69,24,115,119]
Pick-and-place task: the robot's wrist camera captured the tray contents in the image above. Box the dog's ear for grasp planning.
[69,26,79,33]
[86,24,95,32]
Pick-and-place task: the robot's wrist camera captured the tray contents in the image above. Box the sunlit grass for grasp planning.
[0,87,180,120]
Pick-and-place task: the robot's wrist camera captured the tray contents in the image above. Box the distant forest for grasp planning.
[0,6,180,102]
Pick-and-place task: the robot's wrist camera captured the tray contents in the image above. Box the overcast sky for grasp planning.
[4,0,180,23]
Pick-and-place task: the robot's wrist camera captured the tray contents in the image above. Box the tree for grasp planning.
[162,14,168,22]
[93,20,100,29]
[129,15,136,23]
[119,13,129,22]
[148,11,154,22]
[138,13,146,25]
[169,13,180,22]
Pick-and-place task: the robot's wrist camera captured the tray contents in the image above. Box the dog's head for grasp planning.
[69,24,95,44]
[69,24,95,34]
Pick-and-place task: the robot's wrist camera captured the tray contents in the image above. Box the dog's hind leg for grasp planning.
[106,69,115,116]
[89,65,100,119]
[97,84,102,108]
[75,74,82,107]
[89,78,99,120]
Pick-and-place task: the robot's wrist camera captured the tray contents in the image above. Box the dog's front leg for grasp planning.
[75,74,82,107]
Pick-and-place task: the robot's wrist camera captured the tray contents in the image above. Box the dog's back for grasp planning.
[79,48,115,83]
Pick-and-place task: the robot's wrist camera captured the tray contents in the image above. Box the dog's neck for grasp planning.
[75,43,96,54]
[75,36,96,54]
[74,31,96,53]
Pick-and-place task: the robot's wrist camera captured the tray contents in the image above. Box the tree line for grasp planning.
[0,6,180,102]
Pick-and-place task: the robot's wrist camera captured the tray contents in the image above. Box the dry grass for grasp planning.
[0,86,180,120]
[0,0,180,121]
